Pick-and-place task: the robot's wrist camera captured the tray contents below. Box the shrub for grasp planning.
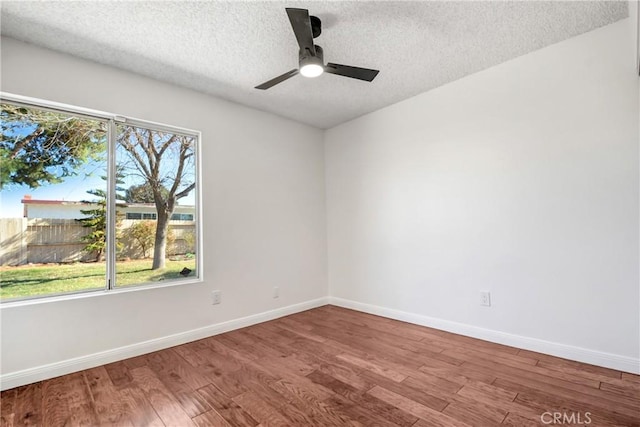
[129,221,155,258]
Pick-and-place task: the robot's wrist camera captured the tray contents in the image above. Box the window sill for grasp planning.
[0,277,203,308]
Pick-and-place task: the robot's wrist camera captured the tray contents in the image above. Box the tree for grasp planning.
[125,182,169,203]
[0,103,106,189]
[76,172,126,262]
[117,126,195,270]
[77,189,109,262]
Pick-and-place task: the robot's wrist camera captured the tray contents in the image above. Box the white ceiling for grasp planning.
[0,1,628,129]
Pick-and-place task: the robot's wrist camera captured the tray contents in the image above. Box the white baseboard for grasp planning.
[0,297,329,391]
[3,295,637,390]
[329,297,640,375]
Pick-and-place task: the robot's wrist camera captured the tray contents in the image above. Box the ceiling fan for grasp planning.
[255,8,380,90]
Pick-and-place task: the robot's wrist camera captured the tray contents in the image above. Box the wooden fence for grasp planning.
[0,218,195,266]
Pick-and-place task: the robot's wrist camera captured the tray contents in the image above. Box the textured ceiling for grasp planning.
[0,1,628,129]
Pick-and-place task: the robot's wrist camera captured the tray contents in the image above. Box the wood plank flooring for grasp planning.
[1,305,639,426]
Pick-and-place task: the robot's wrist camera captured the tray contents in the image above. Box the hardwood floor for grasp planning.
[1,305,639,426]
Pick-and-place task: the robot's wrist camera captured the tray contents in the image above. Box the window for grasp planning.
[115,123,197,288]
[0,94,201,302]
[125,212,157,220]
[171,213,194,221]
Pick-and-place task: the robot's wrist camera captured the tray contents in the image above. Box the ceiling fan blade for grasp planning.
[286,8,316,56]
[255,69,299,90]
[325,63,380,82]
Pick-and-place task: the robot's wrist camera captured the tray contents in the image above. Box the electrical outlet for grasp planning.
[480,291,491,307]
[273,286,280,299]
[212,290,221,305]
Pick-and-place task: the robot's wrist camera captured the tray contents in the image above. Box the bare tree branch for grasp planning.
[174,183,196,200]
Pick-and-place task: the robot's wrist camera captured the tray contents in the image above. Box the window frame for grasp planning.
[0,92,203,304]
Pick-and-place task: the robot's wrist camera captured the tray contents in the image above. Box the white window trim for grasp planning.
[0,92,204,305]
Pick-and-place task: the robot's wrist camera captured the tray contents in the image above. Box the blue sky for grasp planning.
[1,166,106,218]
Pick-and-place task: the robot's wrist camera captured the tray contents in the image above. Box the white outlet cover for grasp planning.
[212,290,221,305]
[480,291,491,306]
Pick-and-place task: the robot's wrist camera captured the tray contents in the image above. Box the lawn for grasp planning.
[0,258,197,300]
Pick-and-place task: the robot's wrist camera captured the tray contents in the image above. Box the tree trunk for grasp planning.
[152,211,169,269]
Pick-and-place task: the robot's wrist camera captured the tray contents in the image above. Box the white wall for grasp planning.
[24,203,86,220]
[0,37,327,385]
[326,19,640,371]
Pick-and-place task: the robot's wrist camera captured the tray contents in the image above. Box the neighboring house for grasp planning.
[21,195,195,221]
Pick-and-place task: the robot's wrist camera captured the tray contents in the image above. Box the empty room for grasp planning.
[0,1,638,426]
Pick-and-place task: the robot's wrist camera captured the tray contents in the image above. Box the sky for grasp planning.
[1,172,105,218]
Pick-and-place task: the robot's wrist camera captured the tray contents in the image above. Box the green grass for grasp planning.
[0,258,197,300]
